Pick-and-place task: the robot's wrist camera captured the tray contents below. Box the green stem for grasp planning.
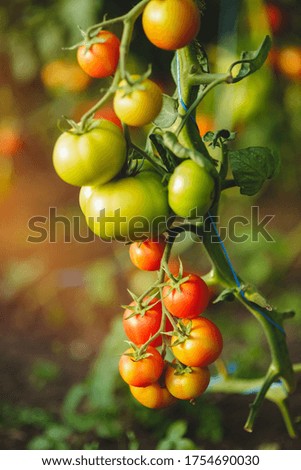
[276,399,297,439]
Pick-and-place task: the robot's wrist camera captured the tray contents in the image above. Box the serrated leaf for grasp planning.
[153,94,178,128]
[213,288,236,304]
[231,36,272,83]
[228,146,280,196]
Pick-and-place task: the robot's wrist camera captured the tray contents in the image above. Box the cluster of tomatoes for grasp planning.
[117,238,223,409]
[52,0,215,241]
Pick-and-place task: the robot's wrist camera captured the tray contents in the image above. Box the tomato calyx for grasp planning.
[170,319,192,346]
[123,342,155,361]
[123,293,160,319]
[117,66,152,96]
[168,360,193,376]
[58,115,112,136]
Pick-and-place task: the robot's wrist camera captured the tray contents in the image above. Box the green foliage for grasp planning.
[231,36,272,83]
[228,147,280,196]
[157,420,197,450]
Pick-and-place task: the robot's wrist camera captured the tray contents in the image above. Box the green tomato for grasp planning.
[80,171,170,241]
[53,119,126,187]
[168,160,215,218]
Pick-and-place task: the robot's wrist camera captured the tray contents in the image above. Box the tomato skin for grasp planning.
[130,382,177,408]
[129,237,166,271]
[165,364,210,400]
[53,119,126,187]
[80,171,169,241]
[142,0,200,51]
[119,346,164,387]
[113,76,163,127]
[171,317,223,367]
[163,273,210,319]
[77,31,120,78]
[168,160,215,218]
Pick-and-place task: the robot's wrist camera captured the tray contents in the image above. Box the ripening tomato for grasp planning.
[277,46,301,80]
[113,76,163,127]
[53,119,126,187]
[265,3,284,34]
[130,382,177,408]
[129,237,166,271]
[80,170,169,241]
[123,297,172,347]
[77,31,120,78]
[163,273,210,319]
[119,346,164,387]
[94,105,122,129]
[168,160,215,218]
[41,60,91,93]
[171,317,223,367]
[142,0,200,51]
[196,114,215,136]
[165,363,210,400]
[0,125,23,156]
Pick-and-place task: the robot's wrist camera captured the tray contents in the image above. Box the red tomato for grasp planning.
[123,297,172,347]
[171,317,223,367]
[163,273,210,319]
[77,31,120,78]
[196,114,215,136]
[130,382,177,408]
[0,125,23,156]
[119,346,164,387]
[265,3,283,34]
[129,237,166,271]
[165,363,210,400]
[94,105,122,129]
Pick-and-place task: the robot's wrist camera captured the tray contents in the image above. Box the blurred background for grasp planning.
[0,0,300,450]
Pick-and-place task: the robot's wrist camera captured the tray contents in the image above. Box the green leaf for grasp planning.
[231,36,272,83]
[228,146,280,196]
[213,288,236,304]
[149,133,178,172]
[153,95,178,128]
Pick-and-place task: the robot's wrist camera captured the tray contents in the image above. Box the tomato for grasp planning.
[0,125,23,156]
[163,273,210,319]
[80,170,169,241]
[119,346,164,387]
[130,382,177,408]
[41,60,91,93]
[142,0,200,51]
[168,160,215,218]
[94,105,122,129]
[196,114,215,136]
[171,317,223,367]
[165,363,210,400]
[113,76,163,127]
[53,119,126,187]
[277,47,301,80]
[123,297,172,347]
[129,237,166,271]
[265,3,283,34]
[77,31,120,78]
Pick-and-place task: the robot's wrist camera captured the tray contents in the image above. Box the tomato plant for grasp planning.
[77,30,120,78]
[113,76,163,127]
[53,0,299,437]
[142,0,200,51]
[118,346,164,387]
[165,363,210,400]
[129,237,166,271]
[171,317,223,367]
[53,119,126,187]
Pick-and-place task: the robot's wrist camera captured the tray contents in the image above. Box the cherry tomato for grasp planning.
[113,76,163,127]
[94,105,122,129]
[77,31,120,78]
[163,273,210,319]
[41,59,91,93]
[171,317,223,367]
[142,0,200,51]
[168,160,215,218]
[165,363,210,400]
[119,346,164,387]
[0,125,23,156]
[277,47,301,80]
[130,382,177,408]
[53,119,126,187]
[265,3,284,34]
[80,170,169,241]
[129,237,166,271]
[123,297,172,348]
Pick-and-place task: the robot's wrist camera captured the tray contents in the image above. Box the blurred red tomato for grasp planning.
[265,3,284,34]
[41,60,91,93]
[0,125,23,156]
[196,114,215,136]
[278,46,301,80]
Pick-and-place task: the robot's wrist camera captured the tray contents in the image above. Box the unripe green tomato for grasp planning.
[168,160,215,218]
[52,119,126,187]
[80,171,169,241]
